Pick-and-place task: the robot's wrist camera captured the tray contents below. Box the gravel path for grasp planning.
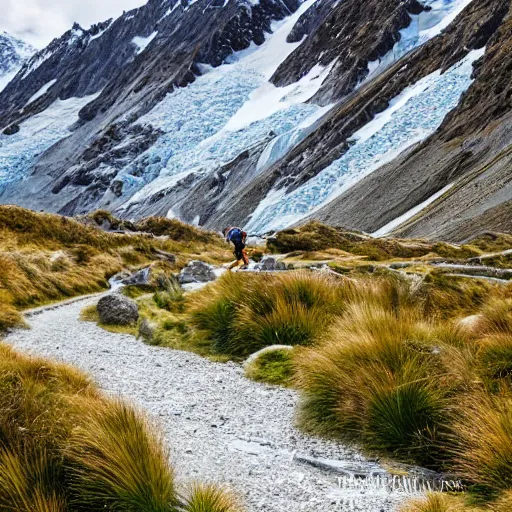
[6,296,420,512]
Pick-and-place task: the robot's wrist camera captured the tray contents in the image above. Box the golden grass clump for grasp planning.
[183,483,243,512]
[474,299,512,336]
[190,271,352,357]
[67,400,178,511]
[400,493,465,512]
[295,303,452,467]
[0,342,244,511]
[0,206,229,332]
[453,394,512,491]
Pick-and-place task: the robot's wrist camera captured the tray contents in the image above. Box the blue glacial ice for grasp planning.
[0,94,99,192]
[245,48,485,234]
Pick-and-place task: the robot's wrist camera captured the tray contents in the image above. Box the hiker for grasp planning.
[224,226,249,270]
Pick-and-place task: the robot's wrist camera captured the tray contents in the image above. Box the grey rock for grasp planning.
[256,256,287,272]
[121,267,151,286]
[257,256,277,271]
[97,294,139,325]
[178,260,217,284]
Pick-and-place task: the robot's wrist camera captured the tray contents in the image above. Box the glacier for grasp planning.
[0,94,100,192]
[116,0,325,212]
[114,0,477,218]
[245,48,486,234]
[364,0,477,82]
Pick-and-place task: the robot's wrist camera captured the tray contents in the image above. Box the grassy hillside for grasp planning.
[0,206,228,331]
[188,269,512,509]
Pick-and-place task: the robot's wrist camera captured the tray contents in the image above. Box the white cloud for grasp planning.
[0,0,148,48]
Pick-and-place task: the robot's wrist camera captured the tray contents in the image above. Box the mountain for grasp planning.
[0,0,510,241]
[0,32,35,92]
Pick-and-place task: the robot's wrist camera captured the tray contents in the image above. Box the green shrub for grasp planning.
[245,348,295,386]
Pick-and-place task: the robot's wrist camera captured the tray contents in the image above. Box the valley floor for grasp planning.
[7,295,421,512]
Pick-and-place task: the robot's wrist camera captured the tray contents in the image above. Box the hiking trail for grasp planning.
[7,294,425,511]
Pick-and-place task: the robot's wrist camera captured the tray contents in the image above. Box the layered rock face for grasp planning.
[0,0,510,241]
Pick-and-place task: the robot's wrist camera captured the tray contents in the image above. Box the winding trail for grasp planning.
[6,295,420,511]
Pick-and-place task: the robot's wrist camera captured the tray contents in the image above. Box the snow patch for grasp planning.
[371,183,455,237]
[222,61,335,133]
[0,69,18,93]
[89,27,110,42]
[132,32,158,55]
[21,50,55,79]
[25,79,57,106]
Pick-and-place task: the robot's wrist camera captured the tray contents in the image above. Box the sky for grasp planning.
[0,0,148,48]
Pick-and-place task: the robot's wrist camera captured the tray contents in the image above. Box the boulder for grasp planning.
[256,256,286,271]
[178,260,216,284]
[3,124,20,136]
[121,267,151,286]
[97,294,139,325]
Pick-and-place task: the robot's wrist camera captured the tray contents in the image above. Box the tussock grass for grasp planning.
[478,334,512,381]
[0,206,228,332]
[400,493,467,512]
[0,342,244,511]
[190,271,350,357]
[68,400,177,511]
[474,299,512,336]
[267,222,480,261]
[295,304,452,466]
[453,394,512,491]
[183,484,242,512]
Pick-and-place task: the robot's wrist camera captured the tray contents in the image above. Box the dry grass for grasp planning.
[190,271,351,357]
[399,493,478,512]
[0,206,228,332]
[67,400,178,511]
[0,342,244,511]
[183,483,243,512]
[295,304,454,467]
[453,394,512,491]
[267,222,481,261]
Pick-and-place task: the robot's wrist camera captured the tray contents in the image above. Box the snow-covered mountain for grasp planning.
[0,32,35,93]
[0,0,510,240]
